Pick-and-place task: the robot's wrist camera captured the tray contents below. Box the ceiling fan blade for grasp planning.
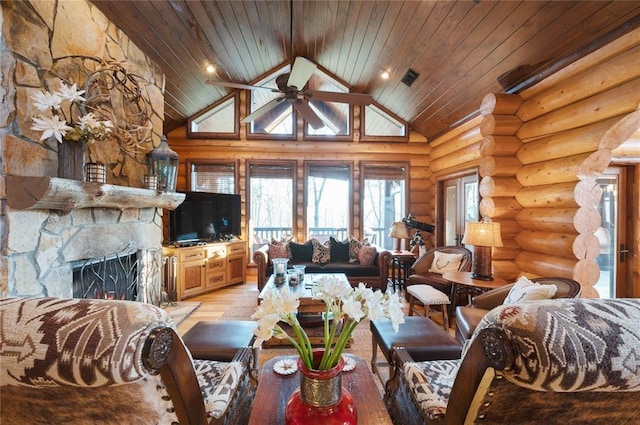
[305,90,373,105]
[205,80,275,92]
[241,97,285,123]
[293,99,324,129]
[287,57,317,90]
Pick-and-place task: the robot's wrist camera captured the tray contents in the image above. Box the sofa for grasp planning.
[253,237,391,291]
[386,298,640,425]
[455,276,582,343]
[0,297,254,425]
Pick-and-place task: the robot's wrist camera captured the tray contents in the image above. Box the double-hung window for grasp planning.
[189,162,236,193]
[248,162,295,254]
[362,163,408,249]
[306,163,352,241]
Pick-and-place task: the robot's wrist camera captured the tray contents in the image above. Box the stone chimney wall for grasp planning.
[0,0,167,297]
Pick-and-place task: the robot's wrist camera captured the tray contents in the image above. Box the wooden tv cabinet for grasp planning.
[163,240,247,300]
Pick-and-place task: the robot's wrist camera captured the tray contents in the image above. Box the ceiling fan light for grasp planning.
[204,63,216,74]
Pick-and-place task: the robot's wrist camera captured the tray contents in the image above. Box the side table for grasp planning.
[443,271,507,312]
[248,355,393,424]
[389,250,416,291]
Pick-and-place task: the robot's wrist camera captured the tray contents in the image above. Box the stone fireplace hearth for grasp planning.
[4,177,184,302]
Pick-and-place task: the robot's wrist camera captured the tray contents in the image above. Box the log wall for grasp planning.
[166,102,432,247]
[511,27,640,297]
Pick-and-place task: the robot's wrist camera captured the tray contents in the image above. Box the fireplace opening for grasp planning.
[72,251,139,301]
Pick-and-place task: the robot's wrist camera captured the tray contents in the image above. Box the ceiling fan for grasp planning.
[205,56,373,129]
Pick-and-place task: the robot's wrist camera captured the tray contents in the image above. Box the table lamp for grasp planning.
[389,221,410,252]
[462,219,503,281]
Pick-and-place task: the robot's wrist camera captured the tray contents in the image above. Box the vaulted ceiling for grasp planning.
[91,1,640,141]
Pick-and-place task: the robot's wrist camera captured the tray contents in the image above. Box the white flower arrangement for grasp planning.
[30,82,113,143]
[252,276,405,371]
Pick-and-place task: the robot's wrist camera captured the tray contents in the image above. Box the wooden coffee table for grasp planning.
[248,355,393,425]
[258,273,352,347]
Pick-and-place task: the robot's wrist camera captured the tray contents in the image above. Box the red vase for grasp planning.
[285,350,357,425]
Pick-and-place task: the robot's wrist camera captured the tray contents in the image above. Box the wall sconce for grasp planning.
[388,221,410,252]
[146,135,178,192]
[462,219,503,281]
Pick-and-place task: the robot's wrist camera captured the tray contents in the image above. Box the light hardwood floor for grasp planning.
[175,273,260,336]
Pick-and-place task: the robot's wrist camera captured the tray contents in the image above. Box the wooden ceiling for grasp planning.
[91,1,640,141]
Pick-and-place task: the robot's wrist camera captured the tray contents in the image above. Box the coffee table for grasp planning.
[248,355,393,425]
[258,273,352,347]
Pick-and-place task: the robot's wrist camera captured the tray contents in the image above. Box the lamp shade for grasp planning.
[462,221,503,247]
[146,135,178,192]
[388,222,410,239]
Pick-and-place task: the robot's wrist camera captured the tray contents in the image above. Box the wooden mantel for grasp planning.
[6,176,185,212]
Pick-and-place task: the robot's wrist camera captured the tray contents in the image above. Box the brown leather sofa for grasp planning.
[253,242,391,291]
[455,277,582,343]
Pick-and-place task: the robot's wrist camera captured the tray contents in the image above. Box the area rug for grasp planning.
[163,301,201,326]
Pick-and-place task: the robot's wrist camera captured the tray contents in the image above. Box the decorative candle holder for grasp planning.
[144,174,158,190]
[85,162,107,183]
[272,258,288,285]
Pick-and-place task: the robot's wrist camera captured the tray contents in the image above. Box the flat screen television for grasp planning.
[169,192,241,244]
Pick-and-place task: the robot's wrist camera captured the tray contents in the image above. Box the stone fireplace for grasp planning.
[0,0,175,299]
[4,177,183,303]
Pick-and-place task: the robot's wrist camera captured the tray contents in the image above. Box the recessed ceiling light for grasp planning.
[205,63,216,74]
[380,69,391,80]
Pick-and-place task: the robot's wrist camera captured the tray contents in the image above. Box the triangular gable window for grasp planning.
[187,93,239,139]
[361,104,408,141]
[305,70,350,138]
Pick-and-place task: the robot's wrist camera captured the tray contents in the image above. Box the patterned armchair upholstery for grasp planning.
[385,298,640,425]
[0,297,254,425]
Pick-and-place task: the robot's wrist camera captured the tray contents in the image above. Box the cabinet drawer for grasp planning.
[207,258,226,272]
[228,243,245,255]
[207,247,226,258]
[206,272,226,288]
[179,249,205,262]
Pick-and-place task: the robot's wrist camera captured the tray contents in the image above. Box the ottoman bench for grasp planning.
[370,316,462,378]
[181,320,259,378]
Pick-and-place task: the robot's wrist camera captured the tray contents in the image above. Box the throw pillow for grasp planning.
[428,251,464,274]
[503,276,557,304]
[358,245,377,266]
[311,239,331,264]
[347,237,369,263]
[329,237,350,262]
[289,240,314,262]
[268,242,289,261]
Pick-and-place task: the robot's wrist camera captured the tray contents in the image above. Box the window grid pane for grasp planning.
[191,164,235,193]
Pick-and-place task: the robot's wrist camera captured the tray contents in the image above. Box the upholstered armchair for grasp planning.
[455,276,581,343]
[405,246,472,299]
[385,298,640,425]
[0,297,254,425]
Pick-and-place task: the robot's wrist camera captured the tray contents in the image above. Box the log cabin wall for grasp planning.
[165,114,433,249]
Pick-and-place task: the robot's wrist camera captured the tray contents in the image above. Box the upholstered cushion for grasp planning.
[407,285,450,305]
[503,276,557,304]
[268,242,289,261]
[289,240,313,262]
[330,237,350,262]
[428,251,463,274]
[403,359,461,420]
[194,359,246,420]
[311,238,331,264]
[358,245,377,265]
[347,237,369,263]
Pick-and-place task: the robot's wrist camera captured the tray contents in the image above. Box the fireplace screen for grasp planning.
[73,251,138,301]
